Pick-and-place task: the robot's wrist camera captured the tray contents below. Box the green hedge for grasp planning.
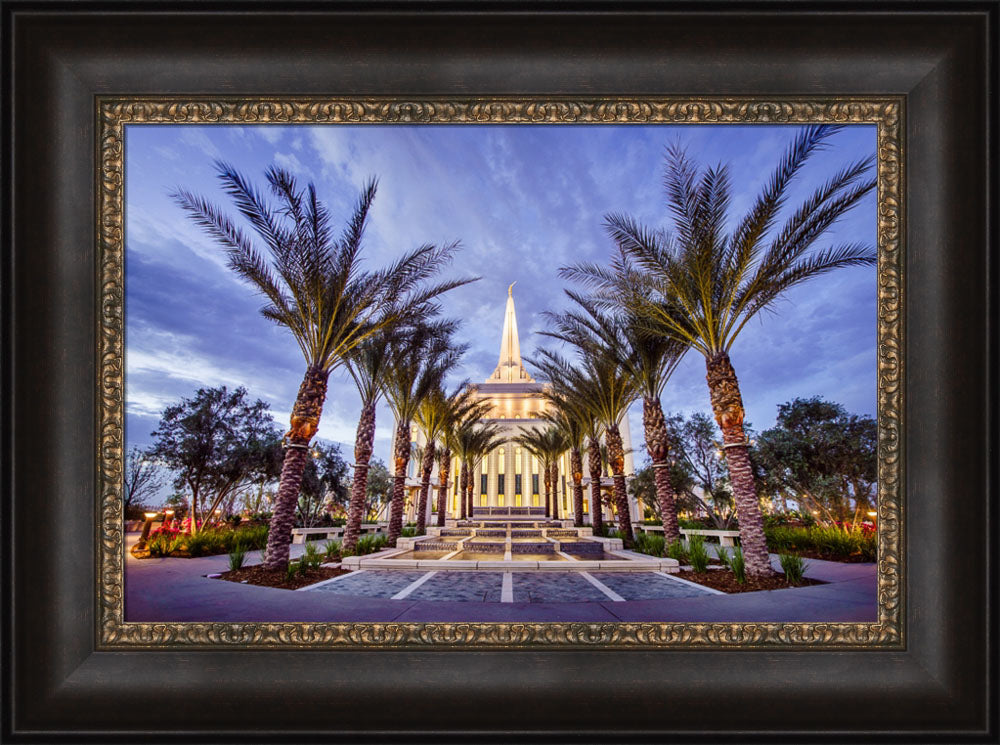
[146,524,269,558]
[765,525,876,562]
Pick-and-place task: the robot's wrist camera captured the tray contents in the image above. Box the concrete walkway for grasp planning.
[124,535,877,623]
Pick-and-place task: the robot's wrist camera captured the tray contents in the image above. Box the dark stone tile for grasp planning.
[406,571,504,602]
[512,573,608,602]
[590,572,714,600]
[306,570,425,598]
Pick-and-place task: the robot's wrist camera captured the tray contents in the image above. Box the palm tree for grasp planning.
[413,384,488,533]
[514,426,568,519]
[454,419,504,518]
[383,321,465,546]
[567,125,876,576]
[433,388,491,526]
[540,389,590,526]
[174,165,472,570]
[534,346,638,547]
[342,327,397,553]
[585,429,605,534]
[546,294,688,542]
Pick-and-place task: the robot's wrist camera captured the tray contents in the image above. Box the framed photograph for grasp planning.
[4,2,994,742]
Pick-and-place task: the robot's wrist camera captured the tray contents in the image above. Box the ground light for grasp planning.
[138,511,158,548]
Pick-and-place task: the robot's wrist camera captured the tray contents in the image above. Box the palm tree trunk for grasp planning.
[343,400,376,553]
[706,352,773,577]
[643,396,681,544]
[588,435,604,535]
[459,462,468,520]
[466,470,475,518]
[417,441,435,534]
[264,365,328,570]
[436,448,451,527]
[387,421,411,546]
[571,447,585,527]
[605,423,634,549]
[543,467,551,518]
[550,462,560,520]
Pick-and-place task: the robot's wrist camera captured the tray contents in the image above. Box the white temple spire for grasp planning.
[488,282,534,383]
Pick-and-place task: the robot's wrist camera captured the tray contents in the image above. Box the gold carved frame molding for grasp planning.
[97,97,903,648]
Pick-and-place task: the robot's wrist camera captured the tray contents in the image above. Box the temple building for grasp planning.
[398,283,639,525]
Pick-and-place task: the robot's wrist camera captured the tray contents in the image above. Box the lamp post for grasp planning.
[138,511,158,548]
[164,509,175,530]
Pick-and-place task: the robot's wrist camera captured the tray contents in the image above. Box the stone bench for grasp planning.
[681,528,740,547]
[635,524,741,546]
[291,527,343,544]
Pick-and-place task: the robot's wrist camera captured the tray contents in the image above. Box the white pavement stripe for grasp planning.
[390,571,437,600]
[299,569,365,592]
[501,572,514,603]
[657,570,726,595]
[580,571,625,602]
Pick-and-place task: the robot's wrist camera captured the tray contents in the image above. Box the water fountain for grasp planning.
[341,507,679,572]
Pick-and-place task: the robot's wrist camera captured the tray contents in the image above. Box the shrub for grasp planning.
[354,534,389,556]
[185,529,224,557]
[400,527,418,538]
[665,539,688,564]
[234,523,269,551]
[765,525,876,562]
[687,535,710,573]
[729,546,747,584]
[228,546,247,572]
[322,539,341,562]
[716,546,731,570]
[146,528,179,557]
[634,532,665,557]
[300,543,323,571]
[779,553,807,584]
[679,517,715,530]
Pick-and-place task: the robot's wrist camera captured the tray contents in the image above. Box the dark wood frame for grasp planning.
[2,2,995,741]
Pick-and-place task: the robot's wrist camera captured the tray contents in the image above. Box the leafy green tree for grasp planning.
[753,397,876,525]
[361,458,393,522]
[568,125,876,575]
[296,442,351,527]
[123,446,166,513]
[175,165,472,569]
[149,386,280,533]
[663,412,737,529]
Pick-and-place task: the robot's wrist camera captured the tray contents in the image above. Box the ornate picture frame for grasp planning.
[99,97,903,649]
[5,4,993,741]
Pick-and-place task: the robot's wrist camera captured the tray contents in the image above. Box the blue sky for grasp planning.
[124,123,877,467]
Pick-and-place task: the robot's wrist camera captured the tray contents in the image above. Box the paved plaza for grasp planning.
[125,534,878,623]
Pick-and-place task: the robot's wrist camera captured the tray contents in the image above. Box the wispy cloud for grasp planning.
[125,123,878,468]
